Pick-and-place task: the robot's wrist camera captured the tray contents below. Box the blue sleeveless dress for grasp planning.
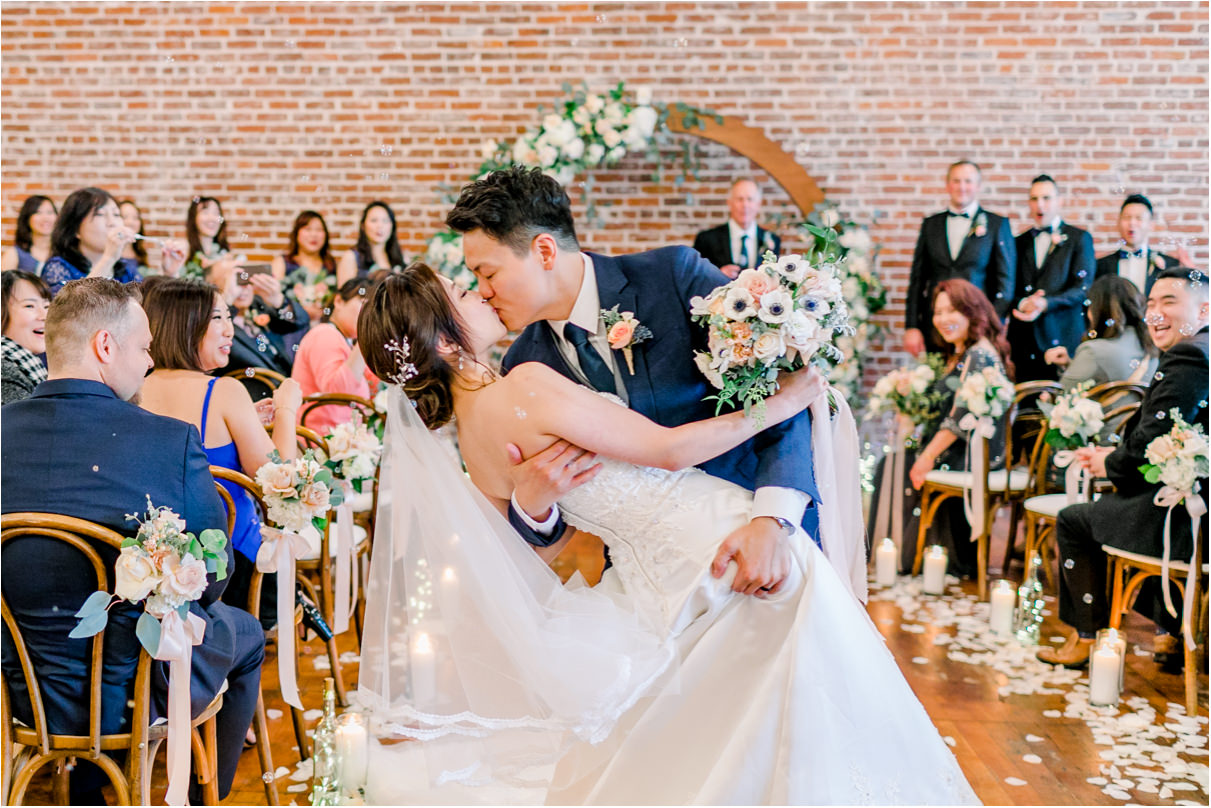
[201,378,261,561]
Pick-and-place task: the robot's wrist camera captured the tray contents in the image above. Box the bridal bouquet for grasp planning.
[1039,382,1105,451]
[868,355,947,426]
[71,497,227,652]
[322,418,383,493]
[255,449,344,534]
[690,252,852,417]
[1140,409,1209,496]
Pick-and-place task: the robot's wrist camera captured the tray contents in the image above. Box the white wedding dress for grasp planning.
[358,390,978,806]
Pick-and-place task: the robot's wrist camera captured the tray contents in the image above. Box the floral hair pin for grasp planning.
[384,338,419,386]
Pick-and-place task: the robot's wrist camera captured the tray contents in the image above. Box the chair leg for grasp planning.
[977,532,989,601]
[254,692,280,805]
[1108,559,1126,630]
[292,705,310,762]
[52,759,69,806]
[1001,500,1022,575]
[194,715,220,806]
[325,633,350,708]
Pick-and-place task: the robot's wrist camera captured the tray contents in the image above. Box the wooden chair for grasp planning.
[1,513,222,805]
[210,467,313,763]
[224,367,287,391]
[1107,521,1208,716]
[210,476,280,804]
[998,381,1065,574]
[1087,380,1148,412]
[297,393,376,435]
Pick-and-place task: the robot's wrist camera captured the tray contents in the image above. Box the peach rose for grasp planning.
[302,481,331,510]
[161,555,209,602]
[258,463,298,498]
[735,268,778,299]
[607,319,637,349]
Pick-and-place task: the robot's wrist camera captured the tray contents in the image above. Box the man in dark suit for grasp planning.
[1039,268,1209,667]
[692,178,781,279]
[1008,175,1096,382]
[905,160,1016,354]
[1094,193,1181,295]
[447,166,821,596]
[0,278,263,803]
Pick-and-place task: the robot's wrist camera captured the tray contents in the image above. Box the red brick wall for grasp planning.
[2,1,1207,385]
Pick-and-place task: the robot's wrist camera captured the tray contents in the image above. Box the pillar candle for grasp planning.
[922,545,948,595]
[989,579,1015,635]
[1089,643,1121,706]
[1097,628,1127,690]
[335,712,369,792]
[875,538,897,587]
[411,631,436,704]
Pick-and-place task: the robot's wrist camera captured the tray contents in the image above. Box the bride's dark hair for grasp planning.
[359,262,475,429]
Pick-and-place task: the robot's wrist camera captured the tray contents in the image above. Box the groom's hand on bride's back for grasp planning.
[507,440,603,521]
[710,518,793,597]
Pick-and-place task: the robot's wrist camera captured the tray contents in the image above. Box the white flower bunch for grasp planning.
[1141,409,1209,496]
[323,419,383,492]
[423,231,475,290]
[1040,383,1105,451]
[690,252,851,416]
[255,449,343,534]
[955,365,1014,419]
[869,357,945,425]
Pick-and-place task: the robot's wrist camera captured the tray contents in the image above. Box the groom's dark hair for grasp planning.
[446,166,580,255]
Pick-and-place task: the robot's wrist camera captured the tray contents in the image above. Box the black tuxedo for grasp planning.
[692,223,781,271]
[0,379,264,800]
[1094,248,1180,295]
[226,295,309,400]
[907,208,1017,343]
[1053,327,1209,635]
[1008,223,1096,381]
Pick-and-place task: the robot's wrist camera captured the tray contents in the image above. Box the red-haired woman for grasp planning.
[868,278,1014,575]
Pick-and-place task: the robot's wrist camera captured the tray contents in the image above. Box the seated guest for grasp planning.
[1040,268,1208,668]
[181,195,231,278]
[204,257,309,401]
[336,200,406,285]
[0,278,264,803]
[1094,194,1180,294]
[41,188,170,297]
[271,210,337,326]
[1,195,57,273]
[118,199,153,277]
[692,178,781,279]
[1,270,51,404]
[867,279,1014,574]
[291,277,374,434]
[1044,275,1157,392]
[140,277,303,630]
[1008,175,1096,383]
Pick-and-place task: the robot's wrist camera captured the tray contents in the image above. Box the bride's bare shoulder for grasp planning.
[500,361,570,390]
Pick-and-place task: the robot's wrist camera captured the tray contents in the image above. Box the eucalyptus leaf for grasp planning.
[136,612,161,656]
[75,589,114,619]
[312,516,327,534]
[69,609,109,639]
[351,478,364,495]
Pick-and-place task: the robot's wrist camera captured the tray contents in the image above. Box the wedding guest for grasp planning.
[271,210,337,323]
[1,270,51,404]
[336,200,406,285]
[0,278,264,804]
[1040,268,1208,668]
[1008,175,1096,382]
[1094,194,1181,294]
[691,178,781,279]
[884,279,1013,576]
[140,277,303,629]
[1044,275,1157,392]
[41,188,182,297]
[118,198,153,277]
[1,195,57,273]
[905,161,1016,354]
[291,277,375,434]
[182,195,231,278]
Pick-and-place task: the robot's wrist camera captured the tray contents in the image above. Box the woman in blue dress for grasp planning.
[336,200,405,285]
[2,195,57,274]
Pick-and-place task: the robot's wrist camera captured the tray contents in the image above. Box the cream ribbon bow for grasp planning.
[256,525,313,710]
[1052,449,1093,505]
[332,480,358,635]
[957,413,996,539]
[153,609,207,806]
[1152,482,1207,650]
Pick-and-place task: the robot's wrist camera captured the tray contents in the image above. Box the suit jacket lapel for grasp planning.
[930,215,954,270]
[953,208,983,267]
[590,253,657,416]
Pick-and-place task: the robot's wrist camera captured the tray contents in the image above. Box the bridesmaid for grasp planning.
[272,210,337,325]
[2,195,57,273]
[336,201,405,285]
[182,195,231,278]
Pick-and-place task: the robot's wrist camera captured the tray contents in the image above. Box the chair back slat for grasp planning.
[1008,381,1063,469]
[1088,380,1148,410]
[223,366,287,390]
[298,393,375,434]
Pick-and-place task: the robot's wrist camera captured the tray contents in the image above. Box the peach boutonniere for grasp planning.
[972,212,988,238]
[1153,253,1166,270]
[253,313,271,327]
[1050,230,1068,247]
[600,305,653,374]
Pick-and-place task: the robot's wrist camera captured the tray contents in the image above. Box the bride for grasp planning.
[353,263,979,805]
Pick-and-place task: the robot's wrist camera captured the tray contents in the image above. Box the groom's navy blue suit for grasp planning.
[502,246,820,541]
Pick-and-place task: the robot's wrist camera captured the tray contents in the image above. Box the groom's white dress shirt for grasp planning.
[512,253,810,537]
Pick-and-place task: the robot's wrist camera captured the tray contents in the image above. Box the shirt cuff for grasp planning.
[511,492,561,536]
[751,486,809,526]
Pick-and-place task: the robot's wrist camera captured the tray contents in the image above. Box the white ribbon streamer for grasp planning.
[256,525,313,710]
[872,419,914,564]
[153,610,207,806]
[958,413,995,540]
[1053,449,1093,505]
[1152,483,1206,650]
[333,481,357,635]
[810,389,868,603]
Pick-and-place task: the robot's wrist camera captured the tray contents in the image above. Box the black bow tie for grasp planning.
[947,211,971,219]
[1030,227,1057,238]
[1120,248,1145,259]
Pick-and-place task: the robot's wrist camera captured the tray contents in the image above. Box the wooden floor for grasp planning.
[19,527,1208,806]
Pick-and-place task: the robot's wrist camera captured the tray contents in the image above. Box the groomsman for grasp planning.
[692,178,781,279]
[1009,175,1096,382]
[1094,193,1180,294]
[904,161,1016,354]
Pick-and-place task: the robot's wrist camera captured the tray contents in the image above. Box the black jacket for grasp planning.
[692,223,781,271]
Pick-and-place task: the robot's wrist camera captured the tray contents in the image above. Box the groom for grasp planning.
[446,166,820,595]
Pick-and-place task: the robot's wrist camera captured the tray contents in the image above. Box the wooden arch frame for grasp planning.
[666,112,825,217]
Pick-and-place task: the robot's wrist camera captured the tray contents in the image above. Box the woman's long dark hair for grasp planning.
[118,199,147,265]
[286,210,336,272]
[933,278,1015,380]
[1084,275,1156,356]
[185,196,229,259]
[354,201,405,273]
[142,277,221,373]
[358,262,474,429]
[13,195,56,252]
[50,187,117,273]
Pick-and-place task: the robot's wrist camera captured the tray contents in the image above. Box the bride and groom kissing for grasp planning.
[353,166,978,804]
